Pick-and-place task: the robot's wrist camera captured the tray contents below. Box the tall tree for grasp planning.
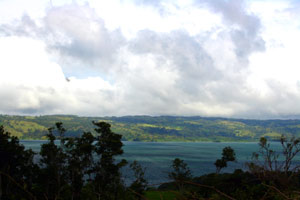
[37,126,68,200]
[92,121,127,200]
[64,131,95,200]
[0,126,36,200]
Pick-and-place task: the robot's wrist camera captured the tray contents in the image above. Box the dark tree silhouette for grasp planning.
[38,127,68,200]
[215,146,236,174]
[247,135,300,194]
[169,158,192,193]
[64,131,95,200]
[92,121,127,200]
[0,125,36,200]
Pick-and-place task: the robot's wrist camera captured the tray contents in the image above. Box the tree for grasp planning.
[247,135,300,192]
[0,121,133,200]
[92,121,127,200]
[37,125,68,200]
[247,135,300,199]
[215,146,236,174]
[64,131,95,200]
[0,125,36,200]
[280,135,300,174]
[129,161,148,199]
[168,158,192,192]
[55,122,66,148]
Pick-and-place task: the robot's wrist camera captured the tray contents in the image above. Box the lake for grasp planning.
[20,140,290,185]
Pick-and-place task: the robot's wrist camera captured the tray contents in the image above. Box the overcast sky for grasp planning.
[0,0,300,118]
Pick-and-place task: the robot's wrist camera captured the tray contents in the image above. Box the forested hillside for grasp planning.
[1,115,300,141]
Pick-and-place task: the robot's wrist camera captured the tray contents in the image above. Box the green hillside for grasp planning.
[1,115,300,141]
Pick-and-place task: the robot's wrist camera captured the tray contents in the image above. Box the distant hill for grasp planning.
[1,115,300,141]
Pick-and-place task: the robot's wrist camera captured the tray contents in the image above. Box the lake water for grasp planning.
[20,141,292,185]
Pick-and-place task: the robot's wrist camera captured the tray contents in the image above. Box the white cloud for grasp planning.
[0,36,118,115]
[0,0,300,118]
[0,0,48,24]
[0,37,65,85]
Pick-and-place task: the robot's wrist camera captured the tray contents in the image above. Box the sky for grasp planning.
[0,0,300,118]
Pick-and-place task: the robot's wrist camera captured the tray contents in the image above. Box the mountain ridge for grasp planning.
[1,114,300,141]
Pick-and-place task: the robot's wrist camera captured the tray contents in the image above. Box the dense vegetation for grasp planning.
[2,121,300,199]
[1,115,300,141]
[0,122,137,200]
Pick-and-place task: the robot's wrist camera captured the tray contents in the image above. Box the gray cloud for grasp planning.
[0,4,125,73]
[124,29,253,116]
[0,81,122,116]
[44,4,125,71]
[196,0,265,62]
[130,0,265,63]
[0,15,41,37]
[1,1,300,119]
[129,30,220,85]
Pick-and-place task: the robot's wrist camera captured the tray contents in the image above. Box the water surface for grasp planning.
[21,141,290,185]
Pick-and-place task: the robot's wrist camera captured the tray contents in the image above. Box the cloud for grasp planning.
[196,0,265,62]
[44,4,125,71]
[0,36,120,116]
[0,15,38,37]
[121,28,264,117]
[0,1,300,118]
[129,30,220,95]
[0,4,125,74]
[129,0,266,62]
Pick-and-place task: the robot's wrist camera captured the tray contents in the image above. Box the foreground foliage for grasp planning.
[160,135,300,199]
[0,122,142,200]
[1,121,300,199]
